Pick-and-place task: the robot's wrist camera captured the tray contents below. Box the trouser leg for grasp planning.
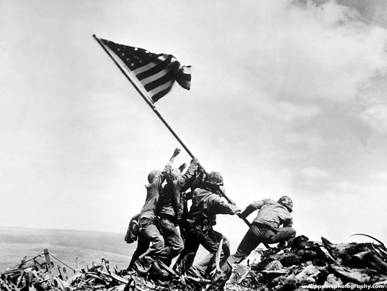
[229,224,266,264]
[267,226,296,244]
[188,228,229,278]
[158,218,184,265]
[128,236,149,270]
[140,222,165,257]
[173,230,199,274]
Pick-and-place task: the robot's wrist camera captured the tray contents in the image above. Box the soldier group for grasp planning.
[124,148,296,290]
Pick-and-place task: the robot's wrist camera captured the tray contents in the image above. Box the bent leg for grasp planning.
[173,230,199,274]
[158,218,184,264]
[268,227,296,244]
[141,222,165,256]
[128,236,149,270]
[194,229,229,277]
[229,225,264,264]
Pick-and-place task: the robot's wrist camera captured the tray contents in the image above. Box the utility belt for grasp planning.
[253,222,279,233]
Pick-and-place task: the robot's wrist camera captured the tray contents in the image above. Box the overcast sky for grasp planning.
[1,0,387,248]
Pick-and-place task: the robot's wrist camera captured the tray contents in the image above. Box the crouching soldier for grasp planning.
[229,196,296,264]
[175,171,240,290]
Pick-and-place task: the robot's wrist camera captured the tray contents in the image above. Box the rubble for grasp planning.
[2,235,387,290]
[226,235,387,290]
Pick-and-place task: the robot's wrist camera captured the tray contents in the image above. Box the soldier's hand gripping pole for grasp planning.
[195,164,251,228]
[217,188,252,227]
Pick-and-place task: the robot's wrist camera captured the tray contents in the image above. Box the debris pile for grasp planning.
[227,235,387,290]
[2,235,387,290]
[0,249,192,291]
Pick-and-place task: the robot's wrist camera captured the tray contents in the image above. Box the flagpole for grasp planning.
[92,34,195,159]
[92,35,253,229]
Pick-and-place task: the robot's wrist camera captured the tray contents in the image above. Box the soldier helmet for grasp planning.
[147,170,161,184]
[278,195,293,212]
[206,171,224,186]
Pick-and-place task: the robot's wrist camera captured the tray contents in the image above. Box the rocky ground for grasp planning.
[1,235,387,290]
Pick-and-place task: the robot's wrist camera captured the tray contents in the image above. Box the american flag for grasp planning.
[99,38,191,103]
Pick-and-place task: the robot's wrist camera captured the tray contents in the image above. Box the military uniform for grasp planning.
[229,196,296,264]
[156,159,198,265]
[174,176,239,290]
[130,170,165,273]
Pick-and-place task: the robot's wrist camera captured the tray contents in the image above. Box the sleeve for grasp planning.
[172,180,184,221]
[180,158,200,191]
[170,160,200,219]
[282,215,293,227]
[207,195,239,215]
[239,199,270,218]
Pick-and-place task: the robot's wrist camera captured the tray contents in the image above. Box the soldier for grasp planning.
[229,196,296,264]
[156,157,200,266]
[131,169,165,273]
[175,171,240,290]
[131,149,181,275]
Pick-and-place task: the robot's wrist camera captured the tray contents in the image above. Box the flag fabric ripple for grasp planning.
[99,38,191,103]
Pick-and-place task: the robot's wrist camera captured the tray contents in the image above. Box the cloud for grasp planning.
[372,171,387,181]
[301,166,330,179]
[212,0,387,106]
[260,101,321,122]
[360,104,387,134]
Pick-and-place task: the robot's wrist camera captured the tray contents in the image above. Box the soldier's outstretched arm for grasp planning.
[208,195,241,215]
[162,148,181,179]
[239,199,268,218]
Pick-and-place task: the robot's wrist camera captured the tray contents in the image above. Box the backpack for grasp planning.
[124,214,140,244]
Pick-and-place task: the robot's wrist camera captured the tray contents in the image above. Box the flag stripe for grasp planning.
[136,57,172,80]
[151,88,171,103]
[149,81,174,96]
[99,37,190,103]
[144,72,174,91]
[140,69,169,86]
[133,62,157,75]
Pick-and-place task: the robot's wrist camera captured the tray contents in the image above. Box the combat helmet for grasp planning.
[278,195,293,212]
[206,171,224,186]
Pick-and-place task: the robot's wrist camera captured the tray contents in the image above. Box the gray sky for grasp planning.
[1,0,387,247]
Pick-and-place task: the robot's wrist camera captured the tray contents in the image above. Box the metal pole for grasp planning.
[92,34,195,159]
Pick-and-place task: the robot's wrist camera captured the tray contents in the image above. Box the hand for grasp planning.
[233,206,242,215]
[178,163,187,172]
[172,148,181,158]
